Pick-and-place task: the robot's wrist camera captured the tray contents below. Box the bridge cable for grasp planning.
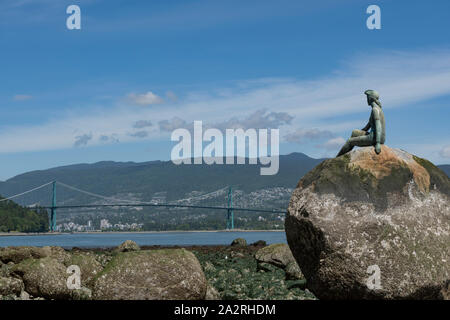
[0,181,55,202]
[173,186,229,204]
[58,181,230,206]
[56,181,137,204]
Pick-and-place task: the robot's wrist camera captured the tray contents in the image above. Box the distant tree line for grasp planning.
[0,197,49,233]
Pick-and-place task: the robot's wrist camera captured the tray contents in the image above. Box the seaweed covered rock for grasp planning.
[10,257,72,300]
[0,246,49,264]
[285,261,304,280]
[116,240,140,252]
[92,249,207,300]
[255,244,297,269]
[0,246,70,265]
[0,276,24,296]
[64,253,103,288]
[255,243,304,280]
[285,146,450,299]
[251,240,267,247]
[205,284,221,300]
[231,238,247,247]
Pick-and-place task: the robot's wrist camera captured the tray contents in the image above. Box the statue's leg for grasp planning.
[337,133,373,157]
[351,129,367,138]
[337,140,354,157]
[350,134,374,147]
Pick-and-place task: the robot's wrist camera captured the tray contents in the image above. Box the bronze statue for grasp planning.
[337,90,385,157]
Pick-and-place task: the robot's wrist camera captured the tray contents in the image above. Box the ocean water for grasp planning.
[0,231,287,248]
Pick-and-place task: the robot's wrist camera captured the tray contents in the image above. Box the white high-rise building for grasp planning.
[100,219,110,230]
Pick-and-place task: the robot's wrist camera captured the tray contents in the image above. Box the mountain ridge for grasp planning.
[2,152,448,184]
[3,152,314,182]
[0,152,323,205]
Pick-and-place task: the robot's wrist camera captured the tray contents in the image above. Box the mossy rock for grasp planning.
[0,276,24,296]
[285,261,304,280]
[413,155,450,196]
[205,284,221,300]
[11,257,72,300]
[257,262,280,273]
[254,243,297,269]
[230,238,247,247]
[92,249,207,300]
[115,240,140,253]
[0,246,70,265]
[64,253,103,288]
[0,247,49,264]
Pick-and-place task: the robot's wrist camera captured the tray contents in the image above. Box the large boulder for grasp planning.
[286,146,450,299]
[92,249,207,300]
[11,257,72,299]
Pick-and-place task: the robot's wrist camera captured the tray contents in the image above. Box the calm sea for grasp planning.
[0,231,287,248]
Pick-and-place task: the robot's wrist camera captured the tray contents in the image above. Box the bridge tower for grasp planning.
[50,181,57,232]
[227,186,234,230]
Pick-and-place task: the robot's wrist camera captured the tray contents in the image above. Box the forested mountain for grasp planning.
[0,198,49,233]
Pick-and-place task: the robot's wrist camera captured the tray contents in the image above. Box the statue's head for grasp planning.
[364,89,381,107]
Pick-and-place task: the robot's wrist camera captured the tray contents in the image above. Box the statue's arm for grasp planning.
[373,108,382,154]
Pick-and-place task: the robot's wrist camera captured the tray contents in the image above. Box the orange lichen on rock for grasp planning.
[349,145,430,193]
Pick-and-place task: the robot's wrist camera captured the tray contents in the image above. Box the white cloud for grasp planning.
[214,109,293,131]
[439,146,450,159]
[128,91,164,106]
[318,137,347,150]
[166,91,178,102]
[99,134,119,143]
[1,49,450,157]
[158,117,187,132]
[74,133,93,147]
[128,131,149,138]
[133,120,153,129]
[13,94,32,101]
[284,128,333,144]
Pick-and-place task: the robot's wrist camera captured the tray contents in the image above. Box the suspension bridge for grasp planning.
[0,181,287,232]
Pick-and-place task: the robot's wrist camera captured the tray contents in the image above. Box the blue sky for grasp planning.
[0,0,449,180]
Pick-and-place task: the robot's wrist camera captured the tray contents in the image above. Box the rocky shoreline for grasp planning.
[0,240,315,300]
